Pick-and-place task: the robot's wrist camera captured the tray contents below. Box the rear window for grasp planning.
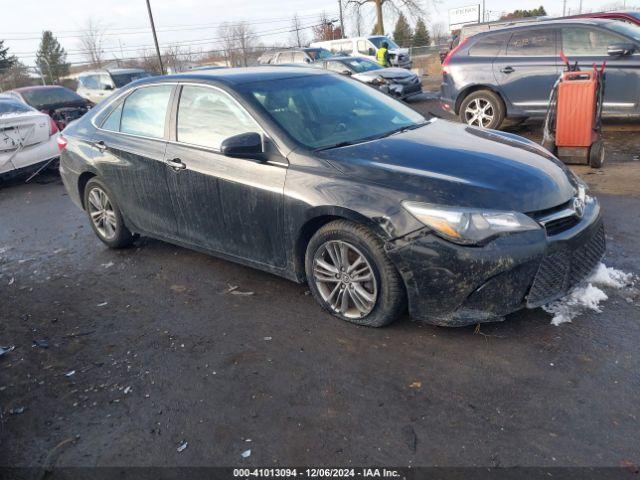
[506,28,556,56]
[0,100,33,115]
[468,33,510,56]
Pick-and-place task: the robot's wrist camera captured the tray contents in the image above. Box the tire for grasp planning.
[83,177,135,249]
[459,90,506,130]
[589,140,605,169]
[305,220,406,327]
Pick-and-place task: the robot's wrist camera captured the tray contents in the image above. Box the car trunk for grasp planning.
[0,113,50,152]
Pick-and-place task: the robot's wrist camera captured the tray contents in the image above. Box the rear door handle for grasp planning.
[501,66,515,74]
[93,141,107,152]
[167,158,186,171]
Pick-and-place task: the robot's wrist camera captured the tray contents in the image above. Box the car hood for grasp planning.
[318,120,576,213]
[353,68,415,81]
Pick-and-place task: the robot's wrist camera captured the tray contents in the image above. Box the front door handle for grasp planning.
[93,140,107,152]
[167,158,186,171]
[501,66,515,74]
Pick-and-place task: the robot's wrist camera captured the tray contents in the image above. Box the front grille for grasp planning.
[545,215,580,236]
[527,224,606,307]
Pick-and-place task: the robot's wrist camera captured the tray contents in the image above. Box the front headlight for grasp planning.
[371,76,389,85]
[402,201,541,245]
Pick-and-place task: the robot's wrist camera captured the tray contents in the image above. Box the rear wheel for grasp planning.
[84,178,135,249]
[305,220,406,327]
[589,140,605,169]
[459,90,505,130]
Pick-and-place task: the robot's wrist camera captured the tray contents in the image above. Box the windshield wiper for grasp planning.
[315,122,429,152]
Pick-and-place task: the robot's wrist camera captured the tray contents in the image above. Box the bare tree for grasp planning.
[79,18,105,68]
[218,22,238,67]
[233,22,256,67]
[345,0,424,35]
[349,2,365,37]
[430,21,448,45]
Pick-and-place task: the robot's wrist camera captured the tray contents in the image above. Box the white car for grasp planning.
[310,36,412,69]
[0,98,60,179]
[76,68,152,104]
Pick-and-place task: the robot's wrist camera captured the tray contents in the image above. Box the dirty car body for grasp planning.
[58,67,604,326]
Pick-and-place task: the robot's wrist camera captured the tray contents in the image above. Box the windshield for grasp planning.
[605,20,640,42]
[343,58,382,73]
[0,99,33,115]
[111,71,151,88]
[241,74,425,149]
[369,36,400,50]
[304,48,333,60]
[20,87,84,108]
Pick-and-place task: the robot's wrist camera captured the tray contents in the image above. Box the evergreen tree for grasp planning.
[412,18,430,47]
[35,31,69,84]
[500,6,547,20]
[0,40,16,72]
[392,13,412,47]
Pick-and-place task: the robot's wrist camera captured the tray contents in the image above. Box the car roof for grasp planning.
[79,68,147,76]
[13,85,70,92]
[138,66,330,87]
[472,17,620,37]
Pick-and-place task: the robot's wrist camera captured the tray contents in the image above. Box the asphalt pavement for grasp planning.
[1,96,639,471]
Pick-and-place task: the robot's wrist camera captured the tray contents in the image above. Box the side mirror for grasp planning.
[368,48,376,56]
[103,84,114,91]
[304,57,311,63]
[340,70,352,76]
[607,43,635,56]
[220,132,264,160]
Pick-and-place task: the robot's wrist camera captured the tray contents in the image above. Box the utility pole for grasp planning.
[146,0,164,74]
[338,0,345,38]
[579,0,583,13]
[482,0,485,22]
[562,0,567,17]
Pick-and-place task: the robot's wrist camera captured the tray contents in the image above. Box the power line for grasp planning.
[13,19,334,59]
[1,12,331,41]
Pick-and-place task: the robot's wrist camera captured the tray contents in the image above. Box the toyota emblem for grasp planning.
[573,197,585,218]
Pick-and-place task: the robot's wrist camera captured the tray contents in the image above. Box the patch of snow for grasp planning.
[543,262,634,326]
[241,449,251,458]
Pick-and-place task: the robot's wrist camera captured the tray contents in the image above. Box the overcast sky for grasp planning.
[2,0,638,67]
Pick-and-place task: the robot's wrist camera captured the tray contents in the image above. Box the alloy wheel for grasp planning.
[464,98,495,128]
[87,187,117,240]
[312,240,378,319]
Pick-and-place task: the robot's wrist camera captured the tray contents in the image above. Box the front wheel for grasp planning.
[459,90,505,130]
[305,220,406,327]
[84,177,135,249]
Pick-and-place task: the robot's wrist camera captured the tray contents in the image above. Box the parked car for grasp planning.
[314,56,422,99]
[258,47,334,65]
[311,36,412,69]
[568,11,640,26]
[76,68,152,104]
[58,67,604,328]
[1,98,60,179]
[8,85,92,131]
[441,19,640,129]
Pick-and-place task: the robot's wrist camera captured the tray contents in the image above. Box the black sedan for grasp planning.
[58,68,604,327]
[9,85,92,131]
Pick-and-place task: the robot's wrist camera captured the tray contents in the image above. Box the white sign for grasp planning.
[449,4,480,31]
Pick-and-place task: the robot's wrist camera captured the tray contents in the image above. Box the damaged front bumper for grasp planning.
[385,199,604,327]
